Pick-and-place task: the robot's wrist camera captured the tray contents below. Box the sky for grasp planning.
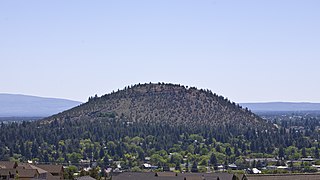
[0,0,319,103]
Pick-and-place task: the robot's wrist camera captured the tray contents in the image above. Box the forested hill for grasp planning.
[0,83,286,166]
[43,83,268,129]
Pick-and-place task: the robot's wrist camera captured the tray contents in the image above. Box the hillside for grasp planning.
[43,83,267,129]
[241,102,320,112]
[3,83,314,171]
[0,94,81,117]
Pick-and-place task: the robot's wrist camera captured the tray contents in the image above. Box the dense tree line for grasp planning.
[1,113,319,171]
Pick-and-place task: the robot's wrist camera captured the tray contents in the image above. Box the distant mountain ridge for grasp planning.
[0,93,82,117]
[241,102,320,112]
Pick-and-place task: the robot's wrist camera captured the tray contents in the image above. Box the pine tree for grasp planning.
[210,153,218,166]
[175,162,181,172]
[226,146,232,157]
[314,147,319,159]
[185,160,189,172]
[103,156,109,167]
[302,147,307,157]
[191,161,198,173]
[278,146,285,159]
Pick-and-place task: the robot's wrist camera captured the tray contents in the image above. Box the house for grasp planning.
[0,161,18,169]
[252,168,261,174]
[15,169,39,180]
[301,156,314,162]
[16,163,64,180]
[246,168,261,174]
[217,165,225,171]
[247,173,320,180]
[0,169,17,180]
[265,165,277,170]
[143,163,158,170]
[155,172,177,177]
[181,176,204,180]
[276,166,289,170]
[311,164,320,172]
[227,164,237,170]
[144,157,151,162]
[0,168,39,180]
[0,161,64,180]
[112,172,233,180]
[36,164,64,179]
[76,176,97,180]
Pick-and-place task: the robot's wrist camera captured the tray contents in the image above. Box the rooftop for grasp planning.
[247,173,320,180]
[112,172,232,180]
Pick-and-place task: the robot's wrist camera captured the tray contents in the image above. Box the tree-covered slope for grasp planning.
[43,83,267,130]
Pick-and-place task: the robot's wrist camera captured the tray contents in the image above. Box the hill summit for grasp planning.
[44,83,267,129]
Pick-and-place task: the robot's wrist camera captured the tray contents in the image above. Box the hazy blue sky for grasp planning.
[1,0,319,102]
